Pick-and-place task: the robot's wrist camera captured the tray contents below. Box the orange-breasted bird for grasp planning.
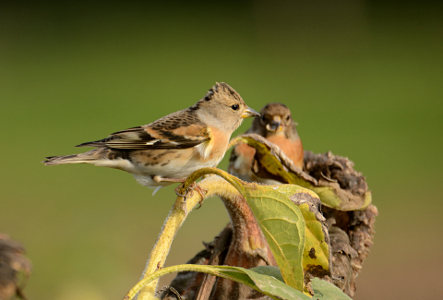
[229,102,303,183]
[44,82,259,193]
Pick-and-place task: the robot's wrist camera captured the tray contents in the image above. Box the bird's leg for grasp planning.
[179,182,208,202]
[152,176,207,200]
[153,175,186,184]
[153,176,187,197]
[189,183,208,208]
[152,175,208,200]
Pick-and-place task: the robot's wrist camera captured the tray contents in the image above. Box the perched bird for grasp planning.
[44,82,259,192]
[229,102,303,183]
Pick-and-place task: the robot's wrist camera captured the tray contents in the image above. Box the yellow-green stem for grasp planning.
[179,167,245,195]
[136,171,244,299]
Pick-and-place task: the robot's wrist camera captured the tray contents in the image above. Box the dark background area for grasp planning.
[1,1,442,299]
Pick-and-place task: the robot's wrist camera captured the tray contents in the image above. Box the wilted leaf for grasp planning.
[299,203,329,274]
[232,134,371,211]
[311,277,352,300]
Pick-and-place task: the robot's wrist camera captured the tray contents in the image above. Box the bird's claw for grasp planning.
[175,185,187,198]
[175,183,207,205]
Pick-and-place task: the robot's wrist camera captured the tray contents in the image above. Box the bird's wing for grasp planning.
[76,110,210,150]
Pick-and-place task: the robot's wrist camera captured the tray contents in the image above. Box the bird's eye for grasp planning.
[231,104,239,110]
[286,115,291,121]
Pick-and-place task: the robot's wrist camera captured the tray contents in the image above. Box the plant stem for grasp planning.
[135,171,245,300]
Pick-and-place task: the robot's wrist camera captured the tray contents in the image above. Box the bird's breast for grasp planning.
[267,135,304,169]
[196,127,229,163]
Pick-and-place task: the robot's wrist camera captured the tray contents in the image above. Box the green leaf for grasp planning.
[125,264,311,300]
[239,183,306,291]
[240,266,310,300]
[270,185,330,275]
[250,265,284,281]
[311,278,352,300]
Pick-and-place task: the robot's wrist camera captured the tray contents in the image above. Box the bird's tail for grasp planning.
[43,149,104,166]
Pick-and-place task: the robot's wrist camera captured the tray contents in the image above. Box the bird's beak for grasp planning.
[266,116,283,132]
[241,107,260,119]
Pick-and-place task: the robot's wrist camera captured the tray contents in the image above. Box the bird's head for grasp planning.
[193,82,259,132]
[254,103,296,136]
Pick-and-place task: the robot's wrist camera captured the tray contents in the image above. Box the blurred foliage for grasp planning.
[0,1,442,299]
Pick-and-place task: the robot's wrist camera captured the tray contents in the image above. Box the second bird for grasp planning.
[229,103,304,183]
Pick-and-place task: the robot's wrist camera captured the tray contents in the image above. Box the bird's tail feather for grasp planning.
[43,149,103,166]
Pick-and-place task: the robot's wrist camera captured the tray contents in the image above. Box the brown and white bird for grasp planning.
[44,82,259,192]
[229,102,303,183]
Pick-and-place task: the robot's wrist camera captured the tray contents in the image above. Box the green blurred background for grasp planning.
[1,1,442,299]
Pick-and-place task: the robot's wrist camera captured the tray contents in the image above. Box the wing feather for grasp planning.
[76,109,210,150]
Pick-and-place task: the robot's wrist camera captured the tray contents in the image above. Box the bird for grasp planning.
[44,82,259,193]
[228,102,303,183]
